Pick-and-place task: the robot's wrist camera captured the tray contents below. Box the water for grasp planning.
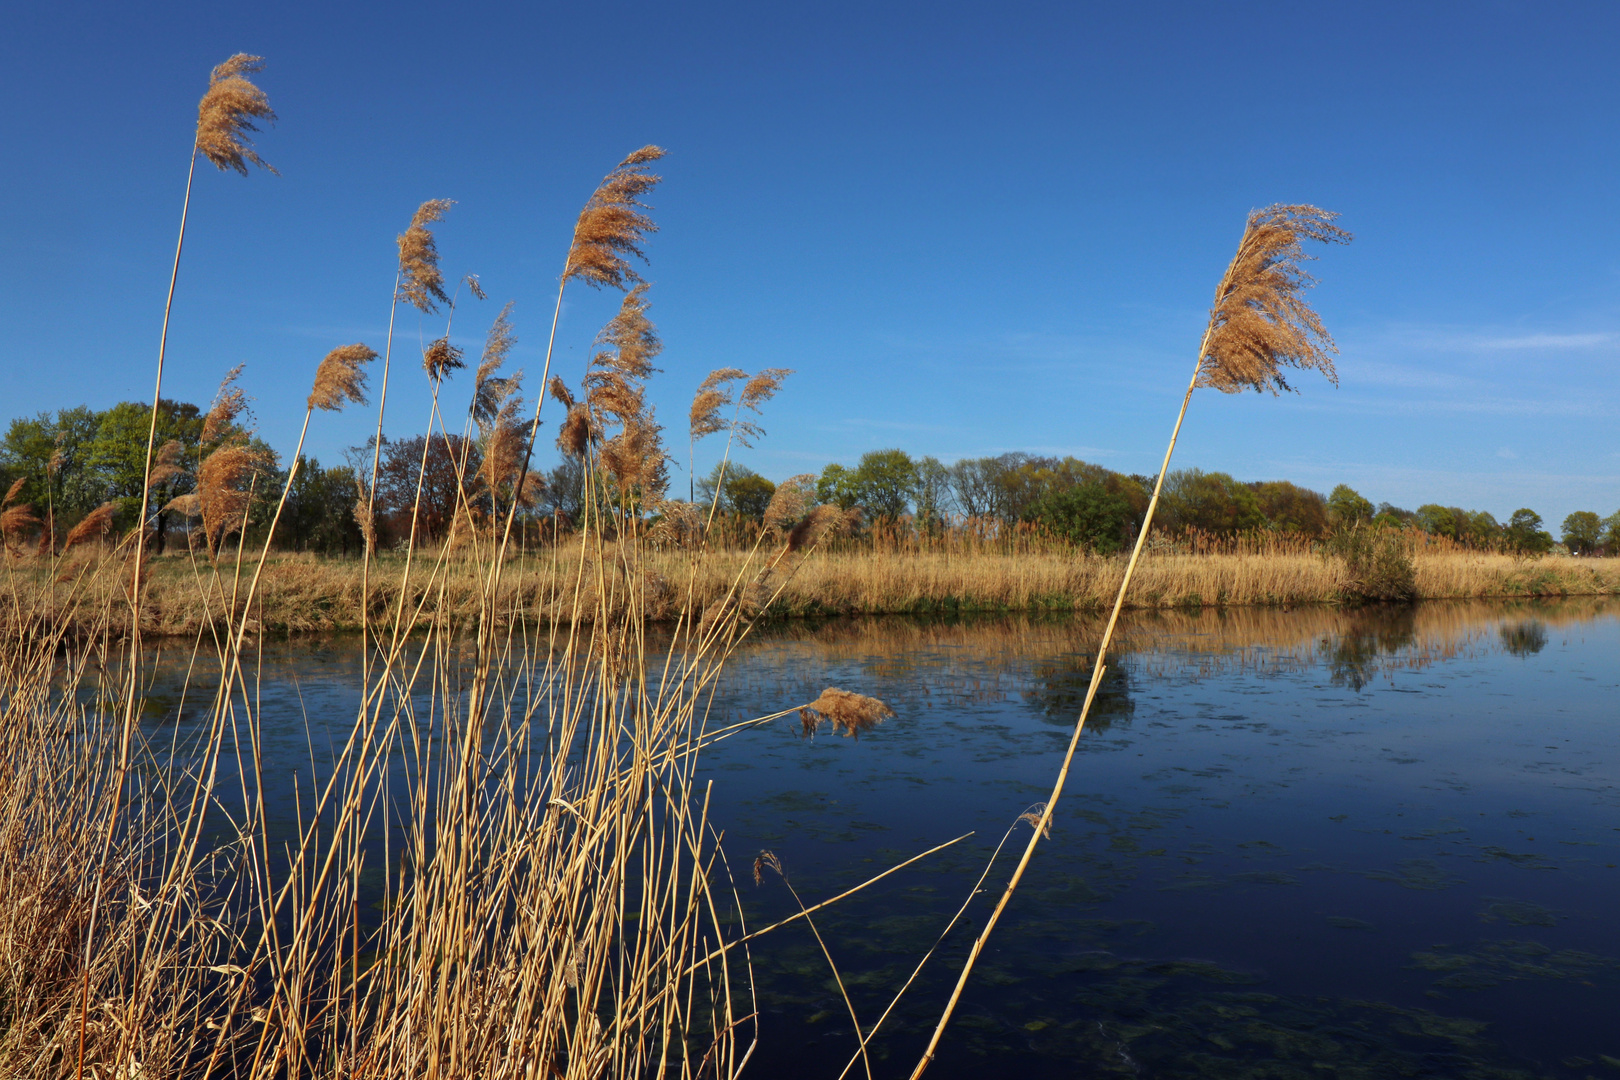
[145,599,1620,1077]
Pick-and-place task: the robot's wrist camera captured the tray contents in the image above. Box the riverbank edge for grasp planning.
[9,549,1618,638]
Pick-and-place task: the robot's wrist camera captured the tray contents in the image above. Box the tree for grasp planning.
[1505,508,1554,555]
[913,456,951,528]
[1603,511,1620,556]
[0,405,103,529]
[698,462,773,519]
[377,434,481,544]
[1560,511,1603,555]
[946,454,1027,519]
[1250,480,1328,534]
[1326,484,1374,528]
[85,399,205,551]
[282,457,364,554]
[1023,483,1133,553]
[849,449,917,520]
[815,463,859,510]
[1162,470,1266,533]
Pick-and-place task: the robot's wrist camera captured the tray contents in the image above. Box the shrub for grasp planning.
[1327,524,1416,603]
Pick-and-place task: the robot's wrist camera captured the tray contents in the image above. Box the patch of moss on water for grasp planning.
[1479,898,1561,927]
[1363,857,1464,890]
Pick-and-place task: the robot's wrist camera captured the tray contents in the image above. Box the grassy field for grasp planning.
[11,544,1618,637]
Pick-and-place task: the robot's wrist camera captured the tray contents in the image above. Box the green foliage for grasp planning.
[282,457,365,554]
[1326,525,1416,603]
[815,462,859,509]
[1603,511,1620,555]
[87,399,205,537]
[1161,470,1266,533]
[1560,510,1603,555]
[849,449,917,519]
[1022,482,1133,553]
[1326,484,1374,528]
[699,462,774,520]
[1505,508,1554,556]
[1249,480,1327,534]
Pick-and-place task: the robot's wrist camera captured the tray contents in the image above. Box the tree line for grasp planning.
[707,449,1620,556]
[5,403,1616,558]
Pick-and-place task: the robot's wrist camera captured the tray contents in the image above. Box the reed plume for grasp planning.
[308,343,377,411]
[599,413,669,496]
[564,147,666,289]
[473,303,519,430]
[689,368,745,441]
[195,54,277,175]
[422,335,465,380]
[763,473,818,534]
[913,205,1350,1078]
[160,493,200,520]
[558,403,593,458]
[0,504,40,549]
[2,478,23,507]
[1197,205,1350,394]
[146,440,185,490]
[201,364,248,444]
[62,502,115,550]
[398,199,455,313]
[197,445,264,554]
[799,687,895,737]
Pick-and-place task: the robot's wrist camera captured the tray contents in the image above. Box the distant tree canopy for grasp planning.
[2,398,1609,557]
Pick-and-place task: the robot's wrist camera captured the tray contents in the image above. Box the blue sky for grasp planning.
[2,0,1617,524]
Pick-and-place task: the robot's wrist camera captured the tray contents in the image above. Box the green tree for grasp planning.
[1162,470,1265,533]
[1601,510,1620,555]
[85,399,205,551]
[1326,484,1374,528]
[849,449,917,520]
[699,462,772,518]
[282,457,364,554]
[913,456,951,528]
[1023,483,1133,553]
[1560,510,1603,555]
[815,463,859,509]
[0,405,102,526]
[1250,480,1328,534]
[1504,508,1554,555]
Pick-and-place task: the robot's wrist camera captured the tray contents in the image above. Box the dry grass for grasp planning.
[6,547,1615,638]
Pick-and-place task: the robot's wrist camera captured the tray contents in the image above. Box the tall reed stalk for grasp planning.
[910,204,1351,1077]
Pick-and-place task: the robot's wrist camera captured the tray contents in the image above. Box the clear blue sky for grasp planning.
[3,0,1617,524]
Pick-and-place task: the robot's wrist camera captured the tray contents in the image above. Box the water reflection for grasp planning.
[1499,619,1549,657]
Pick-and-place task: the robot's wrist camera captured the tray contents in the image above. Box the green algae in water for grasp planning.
[1363,857,1465,890]
[1479,897,1562,927]
[1410,938,1620,990]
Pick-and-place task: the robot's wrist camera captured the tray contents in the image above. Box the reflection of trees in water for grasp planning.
[1023,659,1133,733]
[1498,619,1547,657]
[1322,608,1418,691]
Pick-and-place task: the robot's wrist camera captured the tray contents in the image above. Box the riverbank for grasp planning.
[10,547,1619,638]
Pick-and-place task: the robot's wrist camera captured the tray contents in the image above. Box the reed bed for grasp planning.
[6,547,1616,638]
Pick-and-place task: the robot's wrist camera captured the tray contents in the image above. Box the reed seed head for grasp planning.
[549,377,577,410]
[63,502,116,550]
[198,445,266,551]
[801,687,895,737]
[474,303,518,402]
[564,147,666,290]
[741,367,792,411]
[1198,204,1351,395]
[161,493,201,519]
[752,850,783,886]
[1017,803,1053,839]
[2,478,23,507]
[593,284,662,380]
[558,402,593,458]
[202,365,248,445]
[599,413,668,497]
[0,504,40,543]
[195,54,277,176]
[464,273,487,301]
[422,336,465,381]
[397,199,455,313]
[308,343,377,411]
[762,473,817,534]
[689,368,745,441]
[147,440,186,490]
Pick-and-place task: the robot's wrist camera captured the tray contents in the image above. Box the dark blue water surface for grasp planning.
[145,599,1620,1078]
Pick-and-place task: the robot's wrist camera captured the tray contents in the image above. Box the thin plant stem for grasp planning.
[909,323,1214,1079]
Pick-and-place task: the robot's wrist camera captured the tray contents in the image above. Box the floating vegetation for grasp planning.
[1479,898,1561,927]
[1410,939,1619,990]
[1363,858,1465,890]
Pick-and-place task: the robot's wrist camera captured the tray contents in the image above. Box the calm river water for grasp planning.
[145,599,1620,1078]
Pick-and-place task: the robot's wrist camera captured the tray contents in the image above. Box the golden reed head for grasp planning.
[1199,204,1351,396]
[195,54,277,176]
